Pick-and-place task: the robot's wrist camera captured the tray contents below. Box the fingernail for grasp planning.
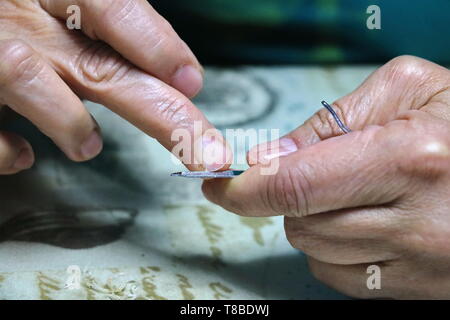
[13,148,34,170]
[172,65,203,98]
[259,138,298,163]
[201,135,230,172]
[81,130,103,160]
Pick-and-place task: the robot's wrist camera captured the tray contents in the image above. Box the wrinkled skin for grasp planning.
[4,0,450,300]
[0,0,229,174]
[204,56,450,299]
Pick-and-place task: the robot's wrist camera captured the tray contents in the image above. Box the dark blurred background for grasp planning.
[150,0,450,65]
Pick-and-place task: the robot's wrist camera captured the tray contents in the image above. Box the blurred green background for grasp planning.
[150,0,450,65]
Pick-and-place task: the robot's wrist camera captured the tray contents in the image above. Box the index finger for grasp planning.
[51,42,231,171]
[39,0,203,98]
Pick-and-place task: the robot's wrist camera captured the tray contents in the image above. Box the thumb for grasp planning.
[204,111,448,217]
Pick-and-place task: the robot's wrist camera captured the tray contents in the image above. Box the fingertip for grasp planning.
[202,177,251,216]
[80,128,103,160]
[13,147,35,170]
[192,131,234,172]
[0,132,35,174]
[201,179,213,200]
[171,65,204,98]
[201,178,227,204]
[65,128,103,163]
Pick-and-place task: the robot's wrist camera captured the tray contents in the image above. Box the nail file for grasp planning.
[170,170,244,179]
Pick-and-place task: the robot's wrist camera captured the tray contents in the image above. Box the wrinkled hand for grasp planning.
[0,0,228,174]
[203,56,450,299]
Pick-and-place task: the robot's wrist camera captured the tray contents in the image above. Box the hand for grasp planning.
[203,56,450,299]
[0,0,228,174]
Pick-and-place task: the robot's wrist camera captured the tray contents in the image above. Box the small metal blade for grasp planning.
[170,170,245,179]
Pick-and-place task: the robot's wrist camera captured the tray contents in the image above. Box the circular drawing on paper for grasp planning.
[193,68,277,128]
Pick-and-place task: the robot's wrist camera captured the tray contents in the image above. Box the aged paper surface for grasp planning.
[0,66,375,299]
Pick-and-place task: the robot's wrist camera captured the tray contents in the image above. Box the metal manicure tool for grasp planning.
[170,170,244,179]
[171,101,351,179]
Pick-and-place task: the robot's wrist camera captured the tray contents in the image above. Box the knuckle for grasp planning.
[141,29,174,70]
[92,0,173,57]
[75,43,130,88]
[101,0,137,27]
[89,0,136,25]
[383,55,431,88]
[107,0,137,23]
[386,55,423,76]
[306,102,349,140]
[266,167,305,216]
[400,129,450,179]
[149,31,172,61]
[403,223,450,259]
[381,56,449,108]
[0,40,42,87]
[154,93,192,125]
[289,166,312,217]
